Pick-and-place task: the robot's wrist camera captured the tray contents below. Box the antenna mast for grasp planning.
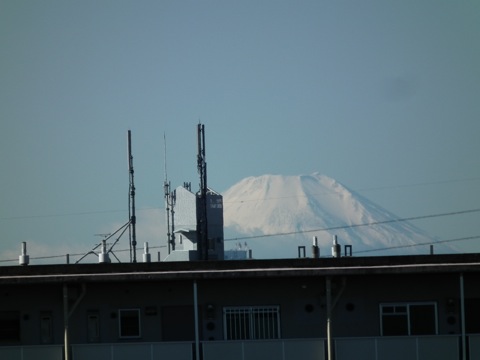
[127,130,137,263]
[197,123,208,260]
[164,133,175,254]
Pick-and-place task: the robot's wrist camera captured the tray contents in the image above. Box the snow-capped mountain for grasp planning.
[222,173,453,259]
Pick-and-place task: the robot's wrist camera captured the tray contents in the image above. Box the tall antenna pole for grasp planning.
[164,133,175,254]
[128,130,137,263]
[197,123,208,260]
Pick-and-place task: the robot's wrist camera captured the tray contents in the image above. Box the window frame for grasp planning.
[0,311,21,343]
[223,305,281,340]
[87,311,100,343]
[39,311,53,344]
[118,309,141,339]
[380,302,438,336]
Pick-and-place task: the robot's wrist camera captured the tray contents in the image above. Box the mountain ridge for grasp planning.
[222,173,454,258]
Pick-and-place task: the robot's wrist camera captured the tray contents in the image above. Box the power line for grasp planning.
[224,208,480,242]
[355,176,480,193]
[0,245,167,264]
[0,236,478,265]
[0,207,160,221]
[1,206,479,263]
[3,177,479,220]
[222,176,480,207]
[355,235,480,254]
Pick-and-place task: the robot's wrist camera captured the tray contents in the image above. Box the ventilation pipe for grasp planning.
[312,236,320,258]
[98,240,110,263]
[19,242,29,266]
[143,242,151,263]
[332,235,341,258]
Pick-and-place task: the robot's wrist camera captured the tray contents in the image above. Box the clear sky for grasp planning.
[1,0,479,263]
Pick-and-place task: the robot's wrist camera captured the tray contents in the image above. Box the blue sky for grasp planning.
[1,0,479,262]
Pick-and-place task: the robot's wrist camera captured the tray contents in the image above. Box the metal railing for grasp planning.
[2,335,480,360]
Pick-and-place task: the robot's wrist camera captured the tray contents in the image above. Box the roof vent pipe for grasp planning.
[98,240,110,263]
[19,242,29,266]
[332,235,341,258]
[143,242,151,263]
[312,236,320,258]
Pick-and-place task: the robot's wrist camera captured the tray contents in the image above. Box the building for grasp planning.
[164,185,224,262]
[1,253,480,360]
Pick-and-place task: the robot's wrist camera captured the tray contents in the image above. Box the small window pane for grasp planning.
[410,304,436,335]
[382,315,408,336]
[0,311,20,343]
[119,309,140,338]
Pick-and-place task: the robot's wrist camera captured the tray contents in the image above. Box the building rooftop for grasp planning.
[1,253,480,285]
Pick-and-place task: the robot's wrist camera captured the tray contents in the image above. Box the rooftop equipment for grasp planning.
[143,242,151,263]
[98,240,110,263]
[312,236,320,258]
[332,235,341,258]
[19,242,29,266]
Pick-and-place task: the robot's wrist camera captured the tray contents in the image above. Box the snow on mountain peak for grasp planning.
[222,173,452,258]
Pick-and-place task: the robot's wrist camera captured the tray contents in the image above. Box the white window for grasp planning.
[119,309,141,338]
[380,302,437,336]
[223,306,280,340]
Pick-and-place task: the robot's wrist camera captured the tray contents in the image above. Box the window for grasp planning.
[119,309,141,338]
[223,306,280,340]
[87,312,100,342]
[40,312,53,344]
[0,311,20,343]
[161,306,195,341]
[465,298,480,333]
[380,303,437,336]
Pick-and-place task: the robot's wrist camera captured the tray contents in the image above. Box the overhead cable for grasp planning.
[224,208,480,241]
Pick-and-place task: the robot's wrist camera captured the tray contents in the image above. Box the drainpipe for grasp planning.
[63,283,86,360]
[63,284,69,360]
[193,280,200,360]
[326,277,346,360]
[460,273,466,360]
[326,277,333,360]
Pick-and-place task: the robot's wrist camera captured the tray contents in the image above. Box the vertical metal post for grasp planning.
[460,273,466,360]
[63,283,86,360]
[193,280,200,360]
[326,276,333,360]
[63,284,69,360]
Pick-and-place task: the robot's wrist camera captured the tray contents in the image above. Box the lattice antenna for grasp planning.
[127,130,137,263]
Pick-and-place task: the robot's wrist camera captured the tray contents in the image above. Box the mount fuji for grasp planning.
[222,173,455,259]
